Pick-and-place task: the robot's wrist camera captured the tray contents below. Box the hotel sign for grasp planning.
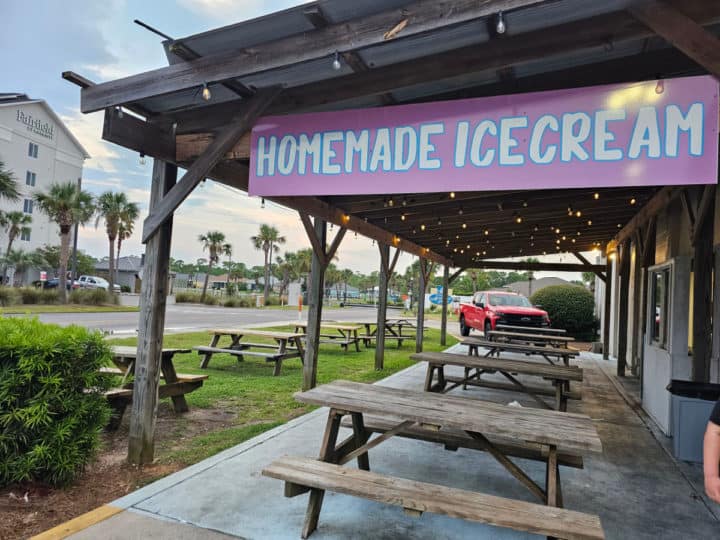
[16,109,54,140]
[248,76,718,196]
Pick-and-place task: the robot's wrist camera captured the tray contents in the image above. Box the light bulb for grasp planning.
[420,224,426,231]
[575,210,582,217]
[332,51,342,71]
[201,83,211,101]
[261,198,265,209]
[449,191,456,199]
[496,11,506,34]
[655,79,664,94]
[594,192,600,200]
[462,223,467,229]
[400,214,406,221]
[139,153,146,165]
[630,197,636,205]
[515,216,522,224]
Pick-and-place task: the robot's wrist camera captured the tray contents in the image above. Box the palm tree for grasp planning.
[198,231,231,301]
[0,211,32,284]
[251,224,286,303]
[0,160,20,202]
[95,192,130,291]
[115,200,139,285]
[2,249,45,287]
[34,182,95,303]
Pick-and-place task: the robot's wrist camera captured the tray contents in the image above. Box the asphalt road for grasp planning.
[23,304,397,335]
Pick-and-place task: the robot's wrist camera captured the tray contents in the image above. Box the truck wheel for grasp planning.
[484,320,492,337]
[460,316,470,337]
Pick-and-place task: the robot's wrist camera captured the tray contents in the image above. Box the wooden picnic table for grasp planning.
[412,351,582,411]
[487,329,575,349]
[263,380,604,539]
[293,322,361,352]
[495,324,567,335]
[463,337,579,366]
[359,319,424,348]
[102,346,206,429]
[194,328,305,375]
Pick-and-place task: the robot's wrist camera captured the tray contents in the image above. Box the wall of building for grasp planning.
[0,101,85,283]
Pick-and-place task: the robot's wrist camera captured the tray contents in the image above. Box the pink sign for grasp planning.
[248,76,719,196]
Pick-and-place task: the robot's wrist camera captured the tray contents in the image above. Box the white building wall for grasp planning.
[0,100,86,281]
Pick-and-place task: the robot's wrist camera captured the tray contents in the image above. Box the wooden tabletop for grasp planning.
[111,346,191,358]
[208,328,305,339]
[295,323,360,331]
[462,338,579,356]
[411,352,583,381]
[487,330,575,342]
[495,324,567,335]
[295,380,602,455]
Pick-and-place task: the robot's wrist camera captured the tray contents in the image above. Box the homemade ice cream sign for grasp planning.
[248,76,718,196]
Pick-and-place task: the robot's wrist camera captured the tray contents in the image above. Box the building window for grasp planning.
[25,171,36,186]
[20,229,31,242]
[28,142,38,158]
[650,268,670,349]
[23,199,33,214]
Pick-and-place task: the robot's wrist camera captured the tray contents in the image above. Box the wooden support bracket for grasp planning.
[299,211,346,270]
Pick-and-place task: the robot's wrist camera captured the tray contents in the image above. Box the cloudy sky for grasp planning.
[0,0,584,278]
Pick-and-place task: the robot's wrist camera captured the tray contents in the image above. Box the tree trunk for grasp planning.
[2,235,15,286]
[116,237,123,287]
[263,248,270,303]
[107,236,116,291]
[200,260,213,301]
[58,227,71,303]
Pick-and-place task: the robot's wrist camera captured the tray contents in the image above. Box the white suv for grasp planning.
[77,275,121,293]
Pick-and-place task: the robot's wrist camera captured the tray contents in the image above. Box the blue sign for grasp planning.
[429,293,453,305]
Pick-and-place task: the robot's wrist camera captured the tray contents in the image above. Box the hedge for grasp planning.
[530,285,598,340]
[0,319,111,486]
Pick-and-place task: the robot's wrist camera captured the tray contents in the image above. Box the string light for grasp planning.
[575,210,582,217]
[332,51,342,71]
[515,215,522,224]
[496,11,506,34]
[437,218,442,226]
[587,220,592,226]
[420,224,426,231]
[462,223,467,229]
[201,83,211,101]
[261,198,265,209]
[655,78,664,94]
[139,153,146,165]
[555,228,560,234]
[522,201,528,207]
[402,197,407,207]
[630,197,636,205]
[116,107,123,119]
[458,206,464,215]
[449,191,456,199]
[388,198,394,207]
[484,229,489,235]
[401,214,406,221]
[594,192,600,200]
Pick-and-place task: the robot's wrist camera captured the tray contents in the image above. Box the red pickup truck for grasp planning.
[459,290,550,337]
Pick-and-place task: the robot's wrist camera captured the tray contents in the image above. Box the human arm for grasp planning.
[704,401,720,503]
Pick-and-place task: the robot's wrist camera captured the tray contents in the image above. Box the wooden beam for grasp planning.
[128,160,177,464]
[80,0,546,112]
[473,260,605,273]
[376,243,390,370]
[692,199,714,381]
[103,108,176,162]
[448,267,466,284]
[680,188,697,232]
[693,185,716,245]
[141,87,281,243]
[303,217,326,391]
[440,265,450,346]
[712,247,720,383]
[325,228,347,266]
[603,256,613,360]
[573,251,606,282]
[629,233,644,375]
[617,240,631,376]
[300,212,328,268]
[416,258,428,353]
[629,0,720,80]
[616,187,683,244]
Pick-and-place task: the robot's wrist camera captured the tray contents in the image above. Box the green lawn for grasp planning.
[108,326,456,465]
[0,304,139,314]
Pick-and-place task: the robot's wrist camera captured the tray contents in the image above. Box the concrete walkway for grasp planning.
[66,348,719,539]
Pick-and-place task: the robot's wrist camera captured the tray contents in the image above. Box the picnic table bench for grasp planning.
[102,346,206,430]
[293,322,361,352]
[496,324,567,335]
[194,328,305,375]
[463,337,580,366]
[359,319,424,348]
[263,380,604,539]
[488,329,575,349]
[412,351,583,411]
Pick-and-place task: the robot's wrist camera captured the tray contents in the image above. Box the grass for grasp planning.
[0,304,139,314]
[107,325,456,465]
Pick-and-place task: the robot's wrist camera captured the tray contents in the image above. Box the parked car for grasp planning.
[77,275,122,293]
[458,290,550,337]
[33,278,79,290]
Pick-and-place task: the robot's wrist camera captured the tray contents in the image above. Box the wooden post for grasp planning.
[440,265,449,346]
[375,244,389,370]
[712,246,720,383]
[416,259,427,353]
[303,218,326,391]
[630,236,644,375]
[128,160,177,464]
[617,240,631,377]
[603,255,613,361]
[692,207,714,382]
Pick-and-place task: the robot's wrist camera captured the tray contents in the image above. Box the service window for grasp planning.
[650,268,670,349]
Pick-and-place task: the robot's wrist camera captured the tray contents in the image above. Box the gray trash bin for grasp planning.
[667,380,720,463]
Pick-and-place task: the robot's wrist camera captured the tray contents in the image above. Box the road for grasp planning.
[24,304,399,335]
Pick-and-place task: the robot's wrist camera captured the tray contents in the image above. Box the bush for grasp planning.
[120,285,131,293]
[17,287,42,304]
[0,318,111,486]
[530,285,598,340]
[175,291,203,304]
[0,288,18,306]
[38,289,59,305]
[202,295,219,306]
[69,289,119,306]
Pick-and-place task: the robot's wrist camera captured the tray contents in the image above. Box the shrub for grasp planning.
[175,291,203,303]
[120,285,131,293]
[69,289,119,305]
[17,287,42,304]
[223,297,239,307]
[38,289,59,305]
[530,285,598,340]
[0,288,18,306]
[264,295,280,306]
[0,318,111,486]
[203,295,219,306]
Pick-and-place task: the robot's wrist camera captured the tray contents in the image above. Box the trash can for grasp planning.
[666,380,720,463]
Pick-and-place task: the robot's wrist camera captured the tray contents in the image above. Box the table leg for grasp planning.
[545,445,560,507]
[200,334,220,368]
[353,329,360,352]
[273,339,287,376]
[302,409,342,538]
[294,336,305,365]
[229,334,245,362]
[424,364,436,392]
[161,353,189,413]
[350,412,370,471]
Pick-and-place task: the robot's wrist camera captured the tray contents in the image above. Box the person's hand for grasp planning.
[705,475,720,503]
